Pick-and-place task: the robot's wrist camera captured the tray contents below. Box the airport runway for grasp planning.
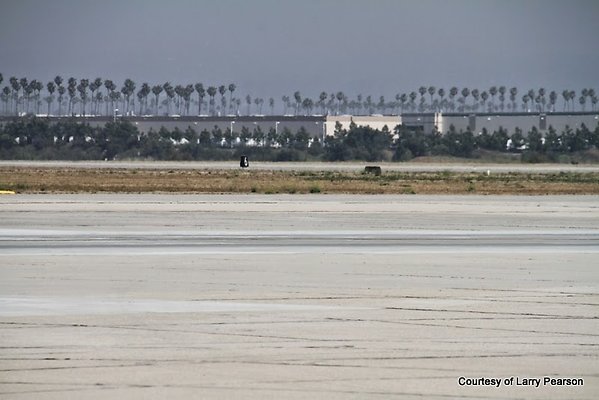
[1,194,598,399]
[2,159,599,173]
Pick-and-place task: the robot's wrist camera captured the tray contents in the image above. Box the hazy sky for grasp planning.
[1,0,598,100]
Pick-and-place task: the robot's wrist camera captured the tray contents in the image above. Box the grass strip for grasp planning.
[1,167,598,195]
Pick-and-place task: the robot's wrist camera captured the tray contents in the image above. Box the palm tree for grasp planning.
[293,91,302,115]
[29,80,42,114]
[335,92,344,115]
[54,75,63,89]
[121,79,135,115]
[245,94,252,115]
[194,83,204,115]
[480,91,489,111]
[139,83,150,115]
[152,85,163,115]
[569,91,576,111]
[377,96,385,114]
[19,80,28,114]
[281,95,289,114]
[522,94,530,111]
[2,86,10,115]
[498,86,506,111]
[509,87,517,111]
[328,93,336,113]
[538,88,546,112]
[207,86,217,115]
[95,91,103,116]
[110,90,121,115]
[437,88,445,111]
[347,99,357,115]
[88,80,98,115]
[471,89,479,109]
[88,78,102,114]
[418,86,426,110]
[174,85,184,114]
[561,90,569,111]
[35,80,44,114]
[356,94,363,115]
[78,79,89,116]
[259,98,265,114]
[67,78,77,115]
[581,88,588,101]
[137,85,150,116]
[253,97,260,114]
[104,79,116,115]
[57,85,65,116]
[489,86,497,110]
[549,90,557,112]
[449,87,458,111]
[9,77,20,115]
[319,91,327,114]
[19,78,30,113]
[218,85,227,114]
[527,89,535,109]
[22,80,31,114]
[427,86,435,109]
[399,93,407,113]
[183,84,194,115]
[46,81,56,115]
[588,89,596,111]
[460,88,470,112]
[579,95,586,111]
[0,74,4,113]
[228,84,236,113]
[269,97,274,115]
[409,91,417,111]
[302,98,313,115]
[163,82,175,115]
[136,90,144,116]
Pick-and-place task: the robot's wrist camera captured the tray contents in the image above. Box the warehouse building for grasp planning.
[1,112,597,139]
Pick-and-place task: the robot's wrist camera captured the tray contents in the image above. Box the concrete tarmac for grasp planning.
[2,160,599,173]
[0,194,598,399]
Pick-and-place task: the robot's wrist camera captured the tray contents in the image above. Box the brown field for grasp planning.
[1,166,598,195]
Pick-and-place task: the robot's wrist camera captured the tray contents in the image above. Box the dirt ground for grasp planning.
[1,163,598,195]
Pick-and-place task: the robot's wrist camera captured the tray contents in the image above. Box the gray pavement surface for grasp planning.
[2,160,599,173]
[1,194,598,399]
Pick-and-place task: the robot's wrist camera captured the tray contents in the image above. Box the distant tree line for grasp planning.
[1,117,598,163]
[1,73,597,117]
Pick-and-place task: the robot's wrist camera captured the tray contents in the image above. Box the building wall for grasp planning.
[0,115,327,139]
[324,115,400,136]
[400,113,443,134]
[442,113,599,135]
[1,113,597,139]
[398,113,599,135]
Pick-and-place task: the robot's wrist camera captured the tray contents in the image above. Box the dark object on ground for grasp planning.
[240,156,249,168]
[364,166,382,176]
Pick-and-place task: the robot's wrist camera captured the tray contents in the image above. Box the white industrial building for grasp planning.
[2,112,597,140]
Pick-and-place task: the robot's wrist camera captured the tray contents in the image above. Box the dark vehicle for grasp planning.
[240,155,249,168]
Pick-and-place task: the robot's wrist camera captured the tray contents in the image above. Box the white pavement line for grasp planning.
[0,297,365,316]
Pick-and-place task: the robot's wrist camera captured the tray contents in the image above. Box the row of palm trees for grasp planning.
[1,73,597,117]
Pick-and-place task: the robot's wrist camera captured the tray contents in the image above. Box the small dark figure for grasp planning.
[364,166,382,176]
[240,155,249,168]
